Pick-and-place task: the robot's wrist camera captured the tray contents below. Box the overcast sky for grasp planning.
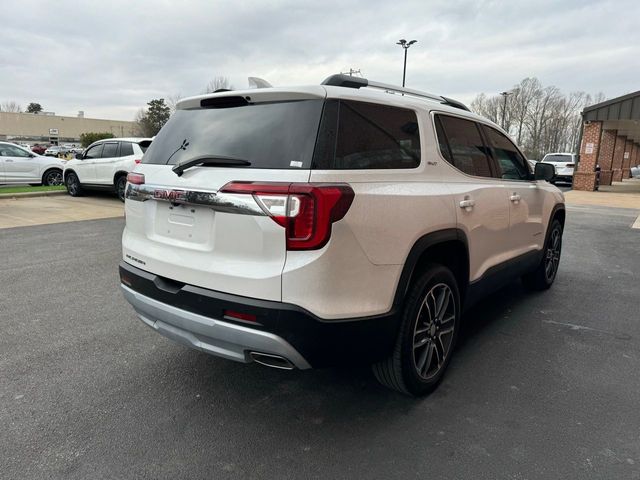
[1,0,638,120]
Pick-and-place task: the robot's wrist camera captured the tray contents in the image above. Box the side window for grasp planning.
[3,145,31,157]
[313,100,420,169]
[484,127,530,180]
[436,115,493,178]
[101,142,119,158]
[119,142,134,157]
[84,144,104,159]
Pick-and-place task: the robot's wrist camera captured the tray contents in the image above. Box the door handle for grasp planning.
[5,159,13,162]
[510,193,521,203]
[459,198,475,211]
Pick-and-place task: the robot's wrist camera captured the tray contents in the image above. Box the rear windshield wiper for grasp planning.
[172,156,251,176]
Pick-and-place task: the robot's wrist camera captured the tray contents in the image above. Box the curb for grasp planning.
[0,190,67,199]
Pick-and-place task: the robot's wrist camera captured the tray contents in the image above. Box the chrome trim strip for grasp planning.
[121,284,311,369]
[125,183,266,216]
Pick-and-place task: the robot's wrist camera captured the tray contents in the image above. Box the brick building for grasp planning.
[574,91,640,191]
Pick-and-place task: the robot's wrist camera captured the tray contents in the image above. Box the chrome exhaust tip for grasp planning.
[249,351,295,370]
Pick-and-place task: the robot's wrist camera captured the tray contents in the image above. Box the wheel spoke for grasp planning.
[413,335,429,350]
[416,342,430,373]
[438,326,454,337]
[440,314,455,327]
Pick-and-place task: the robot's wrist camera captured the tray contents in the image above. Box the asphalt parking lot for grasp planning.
[1,204,640,479]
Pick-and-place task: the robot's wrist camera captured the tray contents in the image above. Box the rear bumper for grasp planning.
[119,261,400,368]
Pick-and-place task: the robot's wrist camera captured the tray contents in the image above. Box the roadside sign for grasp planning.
[585,142,594,154]
[49,128,59,135]
[624,152,630,159]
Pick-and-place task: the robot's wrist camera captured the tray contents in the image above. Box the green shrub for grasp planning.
[80,132,115,148]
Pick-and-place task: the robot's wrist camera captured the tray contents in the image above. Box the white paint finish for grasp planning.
[632,214,640,229]
[64,137,150,185]
[122,164,312,302]
[281,222,402,319]
[0,142,65,184]
[447,179,511,281]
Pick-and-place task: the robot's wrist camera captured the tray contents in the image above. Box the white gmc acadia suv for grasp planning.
[119,75,564,396]
[64,137,152,201]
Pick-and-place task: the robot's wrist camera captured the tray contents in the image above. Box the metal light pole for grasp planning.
[396,39,417,87]
[500,91,512,130]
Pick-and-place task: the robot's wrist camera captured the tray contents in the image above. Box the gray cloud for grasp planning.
[1,0,637,120]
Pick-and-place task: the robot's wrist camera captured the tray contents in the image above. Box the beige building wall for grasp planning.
[0,112,138,143]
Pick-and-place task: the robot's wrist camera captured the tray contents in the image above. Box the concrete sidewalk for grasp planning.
[0,195,123,229]
[564,178,640,210]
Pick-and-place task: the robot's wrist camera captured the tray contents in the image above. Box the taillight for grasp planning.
[220,182,354,250]
[127,172,145,185]
[134,159,142,164]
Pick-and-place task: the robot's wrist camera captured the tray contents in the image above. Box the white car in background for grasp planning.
[63,137,152,201]
[541,153,576,184]
[0,141,66,185]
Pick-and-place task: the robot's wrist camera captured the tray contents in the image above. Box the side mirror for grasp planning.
[75,153,83,160]
[28,153,35,158]
[534,162,555,182]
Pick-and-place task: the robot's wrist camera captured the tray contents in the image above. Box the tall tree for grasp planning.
[135,98,171,136]
[26,102,43,113]
[470,78,605,159]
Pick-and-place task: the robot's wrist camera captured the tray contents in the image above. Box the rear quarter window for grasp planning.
[313,100,420,169]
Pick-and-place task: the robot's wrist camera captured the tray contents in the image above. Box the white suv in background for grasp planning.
[119,75,564,396]
[0,141,66,185]
[541,152,576,184]
[64,137,152,201]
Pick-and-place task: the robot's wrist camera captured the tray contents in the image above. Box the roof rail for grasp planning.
[321,74,470,111]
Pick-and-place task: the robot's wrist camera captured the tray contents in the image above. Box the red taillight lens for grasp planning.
[127,172,145,185]
[134,159,142,164]
[220,182,354,250]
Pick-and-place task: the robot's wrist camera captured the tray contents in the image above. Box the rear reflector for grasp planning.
[220,181,354,250]
[127,172,145,185]
[224,310,257,323]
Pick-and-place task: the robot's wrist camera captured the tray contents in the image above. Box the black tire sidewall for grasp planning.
[399,265,461,395]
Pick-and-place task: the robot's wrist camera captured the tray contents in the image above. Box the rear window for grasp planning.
[544,154,573,163]
[142,99,324,169]
[313,100,420,169]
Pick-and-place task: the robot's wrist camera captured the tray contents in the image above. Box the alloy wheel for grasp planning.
[46,171,63,186]
[545,226,561,282]
[412,283,456,380]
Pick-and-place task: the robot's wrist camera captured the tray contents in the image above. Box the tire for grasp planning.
[65,172,83,197]
[42,168,63,186]
[522,219,562,291]
[372,264,461,396]
[115,175,127,202]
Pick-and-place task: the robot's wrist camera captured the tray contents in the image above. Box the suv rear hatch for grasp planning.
[122,88,327,301]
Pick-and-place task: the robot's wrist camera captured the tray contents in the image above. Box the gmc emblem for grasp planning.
[153,189,185,202]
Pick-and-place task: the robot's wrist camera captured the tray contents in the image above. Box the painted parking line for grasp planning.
[633,214,640,229]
